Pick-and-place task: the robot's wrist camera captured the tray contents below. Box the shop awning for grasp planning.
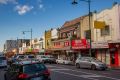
[24,48,39,53]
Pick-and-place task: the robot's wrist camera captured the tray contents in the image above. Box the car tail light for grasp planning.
[18,73,28,79]
[43,69,50,76]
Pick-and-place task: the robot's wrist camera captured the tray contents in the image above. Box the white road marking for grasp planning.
[53,70,99,80]
[80,75,103,78]
[48,65,120,80]
[51,69,70,71]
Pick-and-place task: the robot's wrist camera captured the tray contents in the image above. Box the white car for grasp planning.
[36,55,49,62]
[56,59,73,65]
[56,59,64,64]
[25,55,35,60]
[63,60,73,65]
[0,56,7,67]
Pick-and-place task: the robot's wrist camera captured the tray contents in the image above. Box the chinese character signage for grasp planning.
[71,39,89,49]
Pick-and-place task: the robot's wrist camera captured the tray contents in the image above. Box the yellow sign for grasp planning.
[94,21,106,29]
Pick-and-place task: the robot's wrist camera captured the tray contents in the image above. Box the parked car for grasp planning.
[7,55,26,65]
[25,55,36,60]
[4,60,51,80]
[75,57,108,70]
[56,58,73,65]
[36,55,49,63]
[46,55,56,64]
[36,55,56,64]
[0,56,7,68]
[56,58,64,64]
[12,54,26,62]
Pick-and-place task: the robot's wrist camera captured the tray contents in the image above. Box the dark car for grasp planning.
[0,56,7,68]
[4,60,51,80]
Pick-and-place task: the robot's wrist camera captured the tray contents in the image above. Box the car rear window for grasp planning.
[28,56,35,58]
[23,63,46,74]
[19,56,25,59]
[41,56,48,58]
[0,57,6,60]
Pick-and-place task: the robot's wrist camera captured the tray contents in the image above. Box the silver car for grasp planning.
[75,57,108,70]
[0,56,7,67]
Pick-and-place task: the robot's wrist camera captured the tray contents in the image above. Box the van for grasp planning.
[0,56,7,67]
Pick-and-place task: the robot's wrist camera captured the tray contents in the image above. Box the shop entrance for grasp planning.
[110,49,119,67]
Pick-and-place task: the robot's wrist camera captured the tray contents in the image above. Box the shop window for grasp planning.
[101,25,110,36]
[67,32,71,38]
[84,30,90,39]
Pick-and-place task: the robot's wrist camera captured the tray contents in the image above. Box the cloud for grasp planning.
[38,0,42,3]
[0,0,17,4]
[39,4,43,9]
[15,5,34,15]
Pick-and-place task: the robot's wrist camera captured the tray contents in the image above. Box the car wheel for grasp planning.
[91,64,96,70]
[76,63,80,69]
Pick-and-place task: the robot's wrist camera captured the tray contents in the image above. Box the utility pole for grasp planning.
[72,0,92,57]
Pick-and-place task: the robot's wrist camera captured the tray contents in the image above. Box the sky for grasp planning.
[0,0,120,52]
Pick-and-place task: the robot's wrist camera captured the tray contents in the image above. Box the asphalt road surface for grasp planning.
[46,64,120,80]
[1,64,120,80]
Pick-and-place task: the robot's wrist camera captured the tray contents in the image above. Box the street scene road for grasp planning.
[47,64,120,80]
[1,64,120,80]
[1,0,120,80]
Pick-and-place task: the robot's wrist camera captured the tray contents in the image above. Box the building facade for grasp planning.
[51,16,93,61]
[93,4,120,68]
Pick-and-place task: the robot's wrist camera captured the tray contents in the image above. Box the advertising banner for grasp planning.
[71,39,90,49]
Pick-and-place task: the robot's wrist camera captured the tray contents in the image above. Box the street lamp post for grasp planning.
[72,0,92,57]
[22,28,33,50]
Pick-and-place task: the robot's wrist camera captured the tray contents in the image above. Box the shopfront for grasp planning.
[109,43,120,67]
[92,42,110,65]
[71,39,90,59]
[51,38,71,60]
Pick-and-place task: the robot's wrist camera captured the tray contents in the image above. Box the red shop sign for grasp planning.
[72,39,89,49]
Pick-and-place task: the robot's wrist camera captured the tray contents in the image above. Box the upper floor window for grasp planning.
[101,25,110,36]
[84,30,90,39]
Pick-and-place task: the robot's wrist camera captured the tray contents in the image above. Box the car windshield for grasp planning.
[28,56,35,58]
[48,56,54,58]
[41,56,48,58]
[19,56,25,59]
[23,63,46,74]
[91,58,101,62]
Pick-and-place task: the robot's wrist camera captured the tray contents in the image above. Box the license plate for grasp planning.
[31,77,42,80]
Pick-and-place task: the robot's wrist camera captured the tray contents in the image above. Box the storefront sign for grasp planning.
[52,40,70,49]
[92,42,109,48]
[71,39,89,49]
[64,41,70,47]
